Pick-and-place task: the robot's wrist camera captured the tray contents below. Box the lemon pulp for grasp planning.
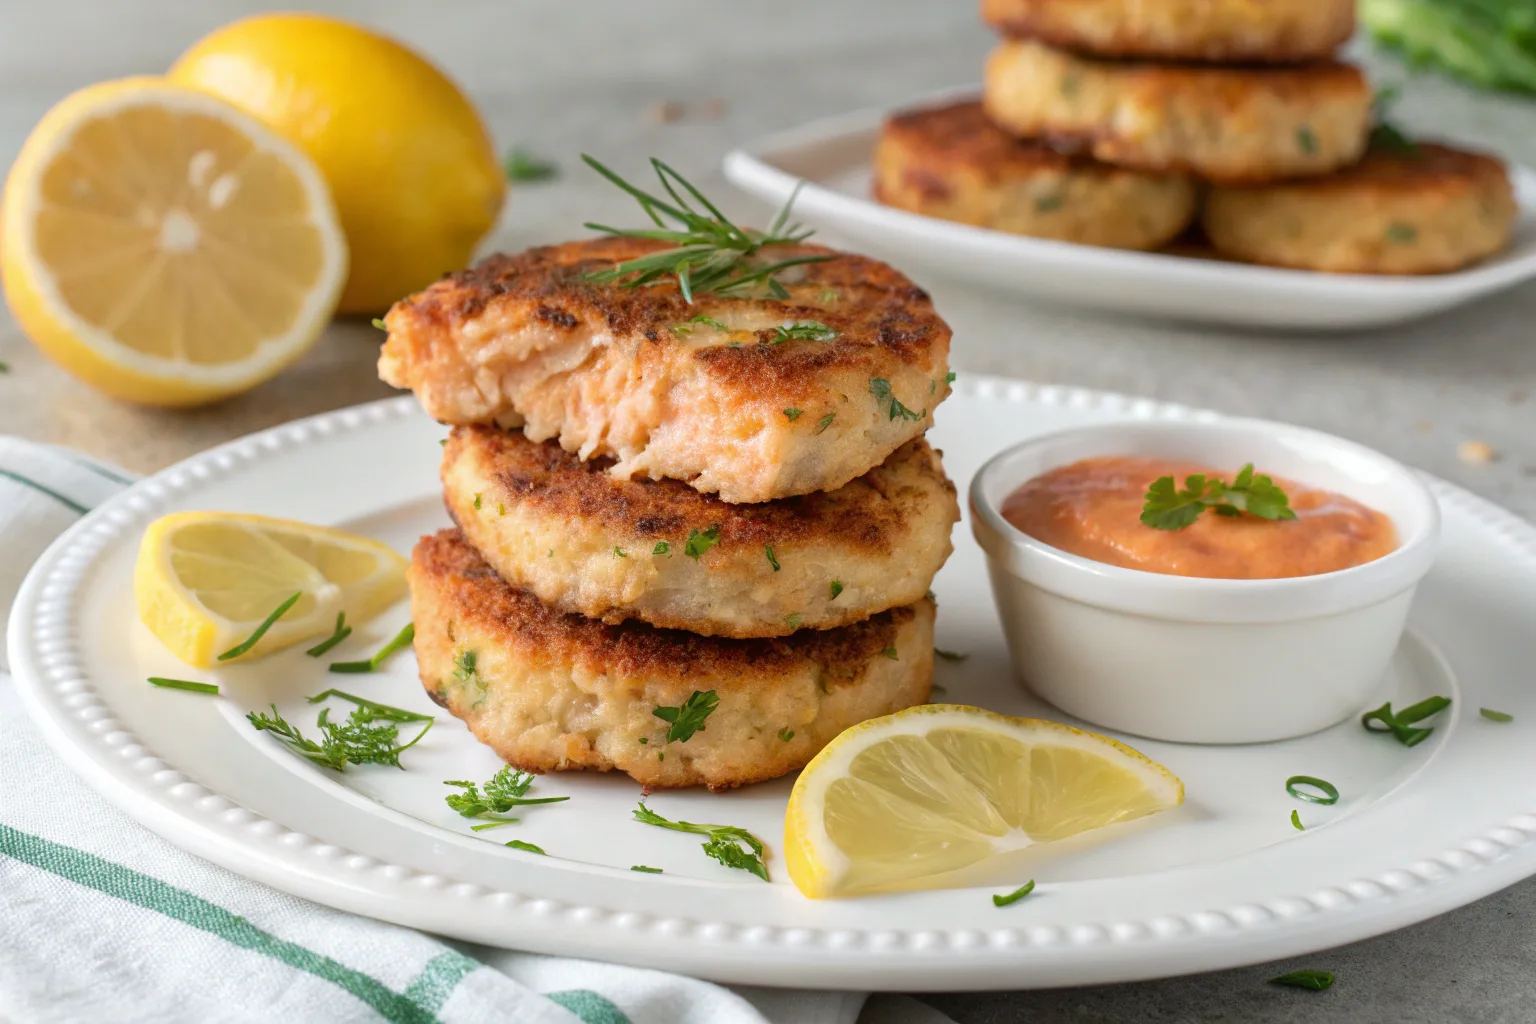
[786,705,1183,897]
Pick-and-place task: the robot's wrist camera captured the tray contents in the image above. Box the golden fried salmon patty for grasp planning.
[981,0,1356,63]
[443,426,957,637]
[379,237,952,504]
[1202,142,1517,275]
[983,39,1372,183]
[411,529,935,790]
[873,99,1196,251]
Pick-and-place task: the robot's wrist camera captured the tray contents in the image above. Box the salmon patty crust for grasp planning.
[442,426,957,637]
[1202,142,1517,275]
[983,39,1372,183]
[873,99,1196,251]
[981,0,1356,63]
[410,529,935,790]
[379,237,952,504]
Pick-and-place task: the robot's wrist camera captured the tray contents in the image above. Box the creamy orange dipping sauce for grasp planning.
[1001,456,1399,579]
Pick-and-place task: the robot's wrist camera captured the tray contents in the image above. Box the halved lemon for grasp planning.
[784,705,1184,898]
[135,512,406,667]
[1,77,347,406]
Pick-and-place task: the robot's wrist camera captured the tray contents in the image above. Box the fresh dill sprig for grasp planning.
[580,155,831,303]
[443,766,570,830]
[247,691,432,772]
[632,802,768,881]
[770,321,836,344]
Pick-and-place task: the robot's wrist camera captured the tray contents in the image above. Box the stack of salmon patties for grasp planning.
[378,237,959,790]
[875,0,1516,273]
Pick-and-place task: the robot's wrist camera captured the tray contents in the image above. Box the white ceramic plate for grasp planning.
[721,93,1536,330]
[12,380,1536,991]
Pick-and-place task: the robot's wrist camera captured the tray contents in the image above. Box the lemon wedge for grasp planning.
[784,705,1183,898]
[170,13,505,314]
[134,512,406,667]
[1,77,347,406]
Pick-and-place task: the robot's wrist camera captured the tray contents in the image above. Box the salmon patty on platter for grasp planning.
[873,99,1196,251]
[980,0,1356,63]
[442,426,957,637]
[410,529,935,791]
[1202,142,1517,275]
[983,39,1372,183]
[378,237,952,504]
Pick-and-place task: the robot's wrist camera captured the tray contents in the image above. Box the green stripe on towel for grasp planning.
[404,950,480,1013]
[0,824,457,1024]
[548,990,635,1024]
[0,468,90,514]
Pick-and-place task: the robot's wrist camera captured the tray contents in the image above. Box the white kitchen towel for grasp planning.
[0,435,955,1024]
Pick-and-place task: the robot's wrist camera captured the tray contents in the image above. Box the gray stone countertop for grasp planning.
[1,3,1534,1021]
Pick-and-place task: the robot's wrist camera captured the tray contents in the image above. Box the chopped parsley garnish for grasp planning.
[473,493,482,510]
[869,377,923,421]
[765,545,781,571]
[814,413,836,434]
[147,677,218,695]
[1291,809,1305,831]
[217,591,301,661]
[453,649,478,682]
[1140,464,1296,531]
[1362,696,1451,747]
[934,648,968,662]
[1270,969,1334,991]
[371,318,387,331]
[248,691,432,772]
[882,646,899,660]
[683,526,720,559]
[992,880,1036,907]
[305,613,351,657]
[945,370,956,384]
[444,766,569,830]
[631,865,663,873]
[829,580,844,600]
[783,408,802,421]
[632,802,768,880]
[504,840,545,854]
[689,314,728,330]
[771,321,837,343]
[503,147,559,183]
[1481,708,1514,722]
[330,622,416,674]
[1296,126,1318,155]
[1034,194,1063,212]
[785,612,803,629]
[653,690,719,743]
[614,546,628,558]
[653,540,670,556]
[777,727,795,742]
[580,155,830,302]
[1386,223,1418,244]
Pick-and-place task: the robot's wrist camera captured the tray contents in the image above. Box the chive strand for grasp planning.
[1285,776,1339,805]
[1481,708,1514,722]
[305,613,351,657]
[216,592,302,661]
[147,677,219,695]
[329,622,415,674]
[992,880,1036,907]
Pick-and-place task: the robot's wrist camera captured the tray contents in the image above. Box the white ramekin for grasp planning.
[970,418,1441,744]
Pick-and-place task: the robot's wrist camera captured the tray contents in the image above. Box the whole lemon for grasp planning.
[170,13,505,314]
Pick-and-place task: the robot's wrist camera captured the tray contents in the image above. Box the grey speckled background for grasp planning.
[1,3,1534,1021]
